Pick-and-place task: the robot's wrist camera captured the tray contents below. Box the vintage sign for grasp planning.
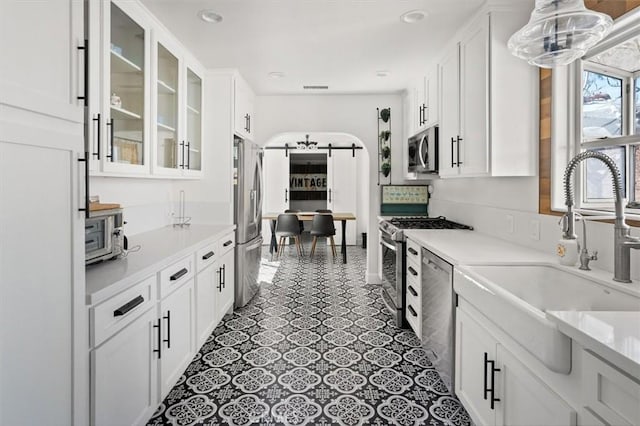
[382,185,429,204]
[290,173,327,191]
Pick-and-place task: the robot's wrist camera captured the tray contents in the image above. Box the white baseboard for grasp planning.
[367,273,382,284]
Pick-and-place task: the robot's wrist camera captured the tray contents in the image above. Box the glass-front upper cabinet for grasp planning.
[155,39,180,174]
[185,66,203,175]
[104,0,150,174]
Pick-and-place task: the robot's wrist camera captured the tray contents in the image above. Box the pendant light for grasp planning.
[508,0,613,68]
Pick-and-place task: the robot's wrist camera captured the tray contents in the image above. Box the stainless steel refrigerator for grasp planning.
[234,137,263,307]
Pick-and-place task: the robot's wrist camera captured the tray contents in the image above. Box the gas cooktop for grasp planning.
[380,216,473,241]
[388,216,473,230]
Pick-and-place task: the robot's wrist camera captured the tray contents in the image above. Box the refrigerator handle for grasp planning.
[255,152,263,223]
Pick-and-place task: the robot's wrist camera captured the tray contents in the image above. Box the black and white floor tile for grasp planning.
[148,244,471,426]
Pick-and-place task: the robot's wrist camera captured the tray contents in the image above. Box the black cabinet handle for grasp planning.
[247,115,251,133]
[483,352,490,400]
[408,286,418,297]
[221,264,226,289]
[77,40,88,106]
[179,141,185,169]
[456,136,463,166]
[489,360,501,409]
[217,267,223,291]
[153,318,162,359]
[408,247,418,256]
[113,295,144,317]
[163,311,171,348]
[186,141,191,169]
[170,268,188,281]
[202,251,214,260]
[223,240,233,247]
[285,189,288,202]
[408,305,418,317]
[422,103,427,125]
[106,118,114,161]
[408,266,418,276]
[92,113,101,159]
[329,188,332,203]
[78,151,89,218]
[450,137,455,168]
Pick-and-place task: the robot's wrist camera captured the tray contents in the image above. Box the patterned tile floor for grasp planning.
[147,244,471,426]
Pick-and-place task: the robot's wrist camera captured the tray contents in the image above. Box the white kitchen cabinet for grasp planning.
[328,149,357,245]
[217,241,236,323]
[87,0,205,178]
[1,4,88,425]
[438,45,460,178]
[582,350,640,426]
[0,0,84,124]
[234,75,255,140]
[92,308,158,426]
[183,60,204,176]
[151,29,205,178]
[456,306,576,426]
[159,278,195,397]
[101,0,152,175]
[195,243,218,348]
[407,65,440,138]
[438,6,536,178]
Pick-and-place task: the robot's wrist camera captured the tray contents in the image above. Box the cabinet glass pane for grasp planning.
[157,43,179,169]
[110,3,144,165]
[186,68,202,171]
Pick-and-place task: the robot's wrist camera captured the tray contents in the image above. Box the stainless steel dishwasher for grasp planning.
[421,247,455,392]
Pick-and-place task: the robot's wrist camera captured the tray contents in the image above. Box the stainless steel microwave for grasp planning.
[408,126,438,174]
[85,208,125,265]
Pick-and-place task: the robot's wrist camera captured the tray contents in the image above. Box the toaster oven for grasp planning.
[85,208,125,265]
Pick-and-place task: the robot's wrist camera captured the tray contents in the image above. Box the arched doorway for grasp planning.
[261,132,370,267]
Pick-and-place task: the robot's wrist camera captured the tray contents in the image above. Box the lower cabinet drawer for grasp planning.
[91,275,156,347]
[196,241,217,272]
[583,350,640,426]
[218,231,235,255]
[159,255,194,298]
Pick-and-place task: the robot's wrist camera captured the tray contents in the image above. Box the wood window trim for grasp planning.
[538,0,640,226]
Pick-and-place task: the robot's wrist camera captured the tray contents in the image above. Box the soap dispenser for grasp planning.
[557,214,578,266]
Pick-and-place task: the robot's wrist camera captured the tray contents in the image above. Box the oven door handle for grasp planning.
[418,135,428,169]
[379,239,397,251]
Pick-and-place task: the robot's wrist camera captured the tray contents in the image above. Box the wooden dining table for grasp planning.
[263,212,357,263]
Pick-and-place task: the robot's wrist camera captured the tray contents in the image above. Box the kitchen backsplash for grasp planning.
[429,198,640,282]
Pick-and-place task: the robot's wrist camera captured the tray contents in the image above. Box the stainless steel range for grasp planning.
[379,216,472,327]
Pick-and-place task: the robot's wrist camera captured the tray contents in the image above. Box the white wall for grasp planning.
[255,94,404,282]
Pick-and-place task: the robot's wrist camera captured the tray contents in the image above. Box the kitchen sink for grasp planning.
[454,263,640,374]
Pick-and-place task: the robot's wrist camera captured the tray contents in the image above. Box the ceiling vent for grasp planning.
[303,85,329,90]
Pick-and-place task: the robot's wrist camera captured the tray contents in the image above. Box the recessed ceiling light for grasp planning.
[376,70,390,77]
[268,72,285,79]
[198,10,223,23]
[401,10,427,24]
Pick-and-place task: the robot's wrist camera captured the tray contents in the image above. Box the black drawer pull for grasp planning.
[113,295,144,317]
[408,286,418,297]
[408,247,418,256]
[153,318,161,359]
[170,268,188,281]
[408,305,418,317]
[202,251,214,260]
[223,240,233,247]
[408,266,418,276]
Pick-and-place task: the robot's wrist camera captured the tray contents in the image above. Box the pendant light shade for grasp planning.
[508,0,613,68]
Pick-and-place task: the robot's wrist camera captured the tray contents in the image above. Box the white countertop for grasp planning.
[403,229,555,266]
[86,224,235,305]
[405,228,640,374]
[547,311,640,377]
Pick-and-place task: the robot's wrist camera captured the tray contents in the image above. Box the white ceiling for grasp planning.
[141,0,487,95]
